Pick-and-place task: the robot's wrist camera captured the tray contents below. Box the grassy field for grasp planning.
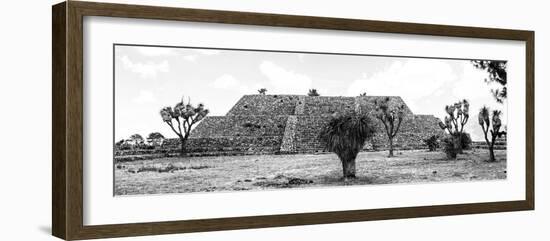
[114,149,506,195]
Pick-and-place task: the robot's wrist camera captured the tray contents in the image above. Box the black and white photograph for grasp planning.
[113,44,508,196]
[1,0,544,240]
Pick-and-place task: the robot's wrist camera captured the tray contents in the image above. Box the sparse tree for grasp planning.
[319,112,376,179]
[307,89,320,96]
[147,132,165,146]
[438,99,470,158]
[359,92,367,97]
[147,132,164,140]
[129,134,144,145]
[472,60,507,103]
[160,97,209,156]
[374,97,405,157]
[478,106,505,162]
[257,88,267,95]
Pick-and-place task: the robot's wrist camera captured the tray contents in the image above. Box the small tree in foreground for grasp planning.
[374,97,405,157]
[478,106,505,162]
[160,97,209,156]
[307,89,320,96]
[438,99,470,159]
[319,113,376,179]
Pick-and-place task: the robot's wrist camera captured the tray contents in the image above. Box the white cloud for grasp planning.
[133,90,157,104]
[209,74,252,94]
[346,59,456,112]
[259,61,312,94]
[348,59,455,97]
[135,46,175,56]
[452,62,502,102]
[119,55,169,78]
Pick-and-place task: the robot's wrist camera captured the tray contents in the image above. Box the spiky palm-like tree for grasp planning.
[257,88,267,95]
[374,97,405,157]
[478,106,505,162]
[438,99,470,158]
[319,113,376,178]
[160,97,209,156]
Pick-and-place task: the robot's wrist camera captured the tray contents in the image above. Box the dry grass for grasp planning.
[114,149,506,195]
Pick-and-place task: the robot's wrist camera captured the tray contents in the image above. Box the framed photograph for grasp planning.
[52,1,534,240]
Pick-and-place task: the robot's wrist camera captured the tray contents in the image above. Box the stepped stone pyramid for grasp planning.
[180,94,445,155]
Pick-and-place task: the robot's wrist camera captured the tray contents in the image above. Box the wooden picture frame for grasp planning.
[52,1,534,240]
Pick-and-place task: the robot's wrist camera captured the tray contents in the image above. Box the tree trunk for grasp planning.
[179,138,186,156]
[388,138,394,157]
[453,135,462,155]
[342,159,356,179]
[489,146,495,162]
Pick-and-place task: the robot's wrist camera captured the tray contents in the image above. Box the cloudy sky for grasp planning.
[114,45,507,142]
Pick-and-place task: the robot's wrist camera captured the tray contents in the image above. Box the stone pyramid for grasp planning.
[181,94,445,156]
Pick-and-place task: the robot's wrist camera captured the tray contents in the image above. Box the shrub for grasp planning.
[459,132,472,150]
[442,136,458,159]
[138,144,155,150]
[423,135,439,151]
[118,143,132,150]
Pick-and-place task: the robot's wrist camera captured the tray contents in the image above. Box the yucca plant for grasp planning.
[160,97,209,156]
[438,99,470,158]
[319,112,376,178]
[374,97,405,157]
[478,106,505,162]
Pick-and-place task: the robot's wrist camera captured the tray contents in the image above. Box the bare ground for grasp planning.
[114,149,506,195]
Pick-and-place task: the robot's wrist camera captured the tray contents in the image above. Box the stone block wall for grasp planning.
[116,136,284,157]
[190,115,288,138]
[301,96,356,116]
[292,116,331,153]
[116,94,449,158]
[353,96,414,116]
[226,95,299,116]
